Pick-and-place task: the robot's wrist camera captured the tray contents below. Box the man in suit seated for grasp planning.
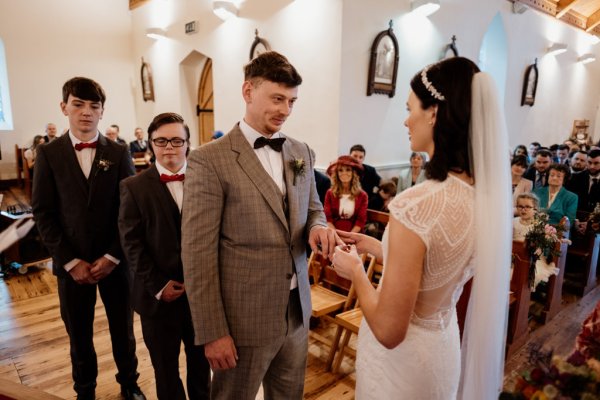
[523,148,552,189]
[556,144,570,165]
[567,149,600,234]
[570,150,588,175]
[43,122,58,143]
[32,77,144,400]
[119,113,210,400]
[349,144,381,209]
[129,127,149,156]
[106,124,127,146]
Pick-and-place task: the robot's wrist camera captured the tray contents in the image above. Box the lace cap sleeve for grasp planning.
[387,180,445,249]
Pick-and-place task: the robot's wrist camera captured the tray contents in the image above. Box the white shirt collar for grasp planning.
[69,130,99,146]
[239,119,282,147]
[155,161,186,176]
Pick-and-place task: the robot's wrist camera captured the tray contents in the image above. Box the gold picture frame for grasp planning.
[140,57,155,102]
[367,21,399,98]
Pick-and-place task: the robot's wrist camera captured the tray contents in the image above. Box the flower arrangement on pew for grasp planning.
[585,203,600,234]
[500,301,600,400]
[524,212,569,291]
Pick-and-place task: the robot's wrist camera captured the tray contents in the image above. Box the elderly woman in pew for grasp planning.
[397,152,427,193]
[324,155,368,233]
[533,163,578,225]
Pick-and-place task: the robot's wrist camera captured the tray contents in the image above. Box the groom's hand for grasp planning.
[309,225,343,260]
[205,335,238,370]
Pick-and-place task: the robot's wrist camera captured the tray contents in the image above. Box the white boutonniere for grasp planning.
[290,157,306,186]
[97,158,113,172]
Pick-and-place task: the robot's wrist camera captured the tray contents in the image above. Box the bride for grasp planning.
[331,57,512,399]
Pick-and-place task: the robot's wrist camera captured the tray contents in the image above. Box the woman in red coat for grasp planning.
[324,155,369,232]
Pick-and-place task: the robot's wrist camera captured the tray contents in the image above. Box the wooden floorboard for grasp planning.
[0,259,598,398]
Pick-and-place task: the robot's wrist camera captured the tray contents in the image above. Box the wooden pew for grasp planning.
[530,217,569,324]
[565,212,599,297]
[506,240,532,357]
[364,209,389,239]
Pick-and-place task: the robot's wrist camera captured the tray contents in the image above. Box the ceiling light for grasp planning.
[578,53,596,64]
[213,1,238,20]
[145,27,166,40]
[547,42,568,56]
[410,0,440,17]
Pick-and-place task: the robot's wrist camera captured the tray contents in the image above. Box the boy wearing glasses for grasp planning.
[513,193,539,241]
[119,113,210,400]
[32,77,143,400]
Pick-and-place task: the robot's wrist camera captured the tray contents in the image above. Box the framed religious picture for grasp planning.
[521,59,538,107]
[367,20,399,98]
[140,57,155,102]
[249,29,271,60]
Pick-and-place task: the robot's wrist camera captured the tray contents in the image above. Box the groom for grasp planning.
[181,51,337,400]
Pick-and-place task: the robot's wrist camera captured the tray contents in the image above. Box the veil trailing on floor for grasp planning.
[458,72,512,399]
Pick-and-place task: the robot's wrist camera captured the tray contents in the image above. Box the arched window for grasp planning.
[0,38,14,130]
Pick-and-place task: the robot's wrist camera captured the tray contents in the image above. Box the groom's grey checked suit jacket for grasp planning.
[181,125,327,347]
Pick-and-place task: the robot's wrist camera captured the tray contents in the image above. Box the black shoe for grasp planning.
[76,393,95,400]
[121,385,146,400]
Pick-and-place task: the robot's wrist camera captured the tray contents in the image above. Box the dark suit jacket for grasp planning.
[566,170,600,212]
[119,165,184,317]
[32,133,135,277]
[129,140,148,155]
[360,163,381,199]
[523,167,549,188]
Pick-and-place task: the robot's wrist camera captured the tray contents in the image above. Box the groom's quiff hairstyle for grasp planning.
[410,57,479,182]
[244,51,302,88]
[62,77,106,106]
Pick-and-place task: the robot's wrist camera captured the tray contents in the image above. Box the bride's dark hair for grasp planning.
[410,57,480,181]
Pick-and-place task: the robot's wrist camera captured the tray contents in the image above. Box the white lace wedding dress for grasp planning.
[355,175,475,400]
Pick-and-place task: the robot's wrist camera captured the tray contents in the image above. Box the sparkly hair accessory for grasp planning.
[421,66,446,101]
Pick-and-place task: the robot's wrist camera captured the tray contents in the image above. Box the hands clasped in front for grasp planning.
[69,256,117,285]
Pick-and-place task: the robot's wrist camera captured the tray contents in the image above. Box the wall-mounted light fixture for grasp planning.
[145,27,167,40]
[512,0,528,14]
[213,1,238,20]
[547,42,568,56]
[410,0,440,17]
[578,53,597,64]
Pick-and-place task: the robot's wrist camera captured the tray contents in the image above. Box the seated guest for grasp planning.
[119,113,210,400]
[513,193,539,242]
[528,141,541,163]
[512,144,528,161]
[511,155,532,215]
[314,168,331,205]
[533,164,578,225]
[324,155,368,233]
[556,144,570,165]
[349,144,381,208]
[129,127,148,155]
[106,124,127,146]
[566,149,600,233]
[570,150,588,175]
[524,149,552,189]
[370,180,397,212]
[43,122,58,143]
[23,135,46,177]
[397,152,426,193]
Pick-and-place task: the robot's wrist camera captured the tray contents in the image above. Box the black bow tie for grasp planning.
[254,136,286,152]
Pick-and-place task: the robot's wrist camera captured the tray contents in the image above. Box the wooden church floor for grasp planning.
[1,187,599,398]
[1,261,599,399]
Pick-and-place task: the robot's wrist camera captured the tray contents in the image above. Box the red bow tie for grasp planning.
[74,141,97,151]
[160,173,185,183]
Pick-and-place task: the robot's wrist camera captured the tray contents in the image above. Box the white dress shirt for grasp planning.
[239,120,297,289]
[64,131,120,272]
[156,161,186,212]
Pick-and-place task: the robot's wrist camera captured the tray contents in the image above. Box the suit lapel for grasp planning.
[229,128,289,232]
[87,135,111,205]
[282,138,302,232]
[146,165,181,229]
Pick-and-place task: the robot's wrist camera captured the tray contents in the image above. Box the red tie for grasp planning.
[74,141,97,151]
[160,174,185,183]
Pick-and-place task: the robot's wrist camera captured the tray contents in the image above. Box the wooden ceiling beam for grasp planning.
[556,0,582,19]
[586,8,600,32]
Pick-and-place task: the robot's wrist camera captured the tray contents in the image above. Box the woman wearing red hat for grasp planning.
[323,155,368,233]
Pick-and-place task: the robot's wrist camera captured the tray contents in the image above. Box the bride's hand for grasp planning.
[332,245,364,281]
[336,230,382,262]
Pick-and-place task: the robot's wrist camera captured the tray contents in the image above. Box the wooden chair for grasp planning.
[565,212,599,297]
[506,240,533,357]
[326,258,383,373]
[309,252,374,351]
